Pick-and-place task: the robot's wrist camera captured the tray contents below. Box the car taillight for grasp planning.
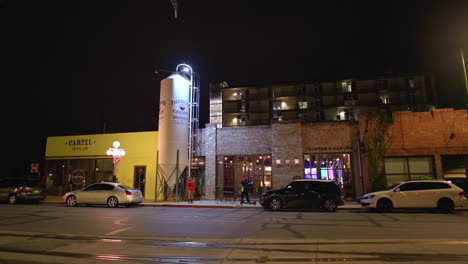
[19,188,28,195]
[125,190,132,196]
[459,191,466,197]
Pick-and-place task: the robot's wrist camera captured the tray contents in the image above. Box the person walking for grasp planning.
[187,177,195,204]
[240,176,251,204]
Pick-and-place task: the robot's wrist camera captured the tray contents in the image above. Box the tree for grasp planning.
[362,111,394,191]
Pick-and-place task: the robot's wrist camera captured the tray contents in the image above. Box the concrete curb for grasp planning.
[39,197,467,211]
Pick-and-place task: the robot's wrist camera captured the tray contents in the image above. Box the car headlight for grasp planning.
[362,195,375,199]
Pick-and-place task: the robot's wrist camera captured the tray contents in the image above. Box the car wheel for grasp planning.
[268,197,282,211]
[107,196,119,208]
[437,198,454,214]
[8,195,17,204]
[66,195,77,207]
[376,198,393,213]
[322,199,337,212]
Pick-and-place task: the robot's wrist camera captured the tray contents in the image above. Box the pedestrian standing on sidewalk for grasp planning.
[187,177,195,204]
[240,176,251,204]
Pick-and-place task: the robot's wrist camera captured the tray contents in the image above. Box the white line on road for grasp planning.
[114,219,126,226]
[104,227,133,236]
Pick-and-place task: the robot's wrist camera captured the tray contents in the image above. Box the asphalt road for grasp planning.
[1,204,468,264]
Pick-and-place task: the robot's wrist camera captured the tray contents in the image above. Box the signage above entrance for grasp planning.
[305,146,353,152]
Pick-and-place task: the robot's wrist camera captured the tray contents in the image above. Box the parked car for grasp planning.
[444,177,468,198]
[0,177,47,204]
[259,179,344,212]
[359,180,468,213]
[63,182,143,208]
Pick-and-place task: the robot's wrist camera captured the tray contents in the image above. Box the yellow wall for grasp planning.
[45,131,158,200]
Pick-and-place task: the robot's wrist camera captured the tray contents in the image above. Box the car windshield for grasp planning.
[117,184,132,190]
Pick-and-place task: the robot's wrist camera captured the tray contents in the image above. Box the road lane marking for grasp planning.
[104,227,133,236]
[114,219,126,226]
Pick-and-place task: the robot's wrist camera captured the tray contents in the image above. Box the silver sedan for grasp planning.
[63,182,143,208]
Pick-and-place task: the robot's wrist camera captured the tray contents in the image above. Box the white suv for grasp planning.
[360,180,467,213]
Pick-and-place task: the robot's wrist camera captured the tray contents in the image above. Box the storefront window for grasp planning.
[45,159,114,195]
[442,155,468,191]
[216,155,271,200]
[384,157,435,187]
[303,153,352,198]
[304,154,318,179]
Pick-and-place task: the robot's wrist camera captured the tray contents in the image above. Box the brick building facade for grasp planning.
[200,108,468,200]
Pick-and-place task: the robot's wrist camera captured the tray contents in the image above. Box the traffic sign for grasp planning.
[31,163,39,173]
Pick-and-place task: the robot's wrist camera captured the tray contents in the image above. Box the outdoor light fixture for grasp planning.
[107,141,126,164]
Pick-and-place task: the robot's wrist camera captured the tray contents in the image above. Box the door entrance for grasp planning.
[134,166,146,197]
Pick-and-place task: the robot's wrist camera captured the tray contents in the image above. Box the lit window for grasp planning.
[272,100,282,110]
[298,101,308,109]
[341,80,353,93]
[380,94,390,104]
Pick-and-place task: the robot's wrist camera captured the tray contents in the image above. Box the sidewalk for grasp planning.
[41,195,468,211]
[41,196,368,210]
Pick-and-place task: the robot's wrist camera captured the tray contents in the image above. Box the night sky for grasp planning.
[3,0,468,174]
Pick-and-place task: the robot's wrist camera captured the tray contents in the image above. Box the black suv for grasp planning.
[0,178,47,204]
[259,179,344,212]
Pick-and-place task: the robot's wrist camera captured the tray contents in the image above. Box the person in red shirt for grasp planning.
[187,177,195,204]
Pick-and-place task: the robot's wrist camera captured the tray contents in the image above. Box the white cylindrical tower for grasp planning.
[157,72,190,194]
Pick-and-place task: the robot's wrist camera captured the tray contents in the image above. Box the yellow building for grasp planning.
[44,131,158,200]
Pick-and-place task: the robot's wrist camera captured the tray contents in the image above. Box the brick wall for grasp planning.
[388,109,468,155]
[216,126,272,155]
[359,109,468,192]
[272,121,304,189]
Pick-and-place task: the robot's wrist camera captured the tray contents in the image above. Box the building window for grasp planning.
[314,83,322,94]
[384,157,435,187]
[377,80,388,90]
[314,98,323,107]
[442,155,467,190]
[272,100,282,110]
[315,111,325,121]
[344,94,357,106]
[407,78,415,89]
[341,80,354,93]
[379,93,390,104]
[338,109,356,121]
[240,101,247,112]
[298,100,308,109]
[304,153,353,198]
[273,111,282,121]
[297,85,305,95]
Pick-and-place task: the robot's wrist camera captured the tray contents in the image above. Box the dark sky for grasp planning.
[2,0,468,173]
